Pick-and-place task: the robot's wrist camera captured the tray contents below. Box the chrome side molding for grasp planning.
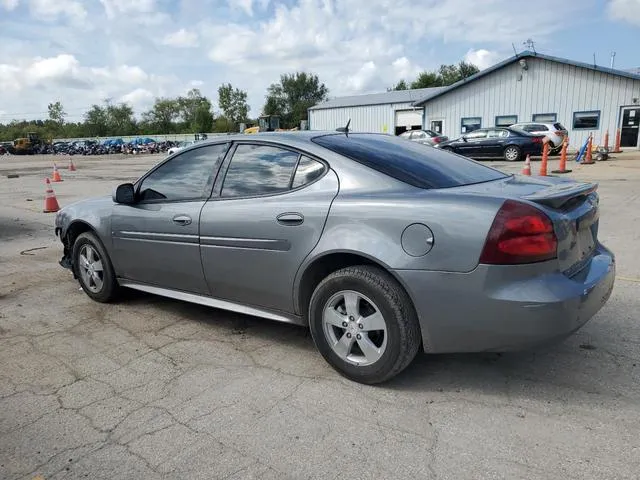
[118,280,306,326]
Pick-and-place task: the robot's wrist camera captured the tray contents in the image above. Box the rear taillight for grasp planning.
[479,200,557,264]
[531,136,542,143]
[433,137,442,144]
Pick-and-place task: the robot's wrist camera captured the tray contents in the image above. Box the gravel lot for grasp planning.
[1,151,639,480]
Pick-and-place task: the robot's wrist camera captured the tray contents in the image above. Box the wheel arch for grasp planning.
[294,250,419,324]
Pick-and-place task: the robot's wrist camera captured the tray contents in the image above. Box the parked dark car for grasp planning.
[436,127,544,161]
[398,129,449,146]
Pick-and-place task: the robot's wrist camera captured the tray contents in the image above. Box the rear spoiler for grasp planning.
[522,182,598,209]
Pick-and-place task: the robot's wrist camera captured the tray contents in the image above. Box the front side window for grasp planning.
[573,111,600,130]
[138,143,229,202]
[461,117,481,133]
[221,144,300,198]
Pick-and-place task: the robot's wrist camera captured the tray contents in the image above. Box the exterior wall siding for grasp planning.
[423,57,640,149]
[309,103,422,133]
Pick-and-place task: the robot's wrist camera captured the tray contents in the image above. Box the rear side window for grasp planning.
[221,144,299,198]
[292,156,325,188]
[312,134,507,189]
[554,123,566,131]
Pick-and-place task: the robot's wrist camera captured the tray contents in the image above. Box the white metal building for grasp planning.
[308,87,446,135]
[414,51,640,150]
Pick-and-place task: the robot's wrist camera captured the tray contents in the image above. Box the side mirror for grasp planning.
[113,183,135,204]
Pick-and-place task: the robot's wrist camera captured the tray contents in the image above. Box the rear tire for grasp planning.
[72,232,119,303]
[504,145,521,162]
[308,266,421,384]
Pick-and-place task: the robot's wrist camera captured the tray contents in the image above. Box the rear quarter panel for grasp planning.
[307,189,504,273]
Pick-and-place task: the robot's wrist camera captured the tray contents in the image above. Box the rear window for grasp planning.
[311,133,508,189]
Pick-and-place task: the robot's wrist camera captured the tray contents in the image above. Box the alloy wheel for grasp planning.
[322,290,388,366]
[78,244,104,293]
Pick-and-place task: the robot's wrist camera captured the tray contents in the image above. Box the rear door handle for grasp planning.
[172,215,192,226]
[277,213,304,226]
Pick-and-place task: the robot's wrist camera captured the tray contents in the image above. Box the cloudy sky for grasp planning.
[1,0,639,122]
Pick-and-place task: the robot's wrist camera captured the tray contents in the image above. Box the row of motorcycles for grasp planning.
[46,140,179,156]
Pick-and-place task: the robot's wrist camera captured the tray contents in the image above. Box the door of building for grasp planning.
[620,107,640,148]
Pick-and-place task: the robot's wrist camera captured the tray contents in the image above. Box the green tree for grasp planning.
[410,62,479,89]
[217,83,249,128]
[106,102,136,136]
[389,79,409,91]
[84,104,109,136]
[263,72,328,128]
[177,88,213,132]
[141,98,179,133]
[47,101,66,126]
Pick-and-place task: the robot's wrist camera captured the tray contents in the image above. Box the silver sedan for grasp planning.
[55,132,615,384]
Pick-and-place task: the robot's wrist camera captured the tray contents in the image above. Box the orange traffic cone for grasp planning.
[581,135,595,165]
[51,163,63,182]
[43,178,60,213]
[612,128,622,153]
[552,136,572,174]
[68,158,76,171]
[538,141,549,176]
[521,154,531,176]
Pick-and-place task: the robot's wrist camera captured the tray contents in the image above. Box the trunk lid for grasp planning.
[454,175,600,274]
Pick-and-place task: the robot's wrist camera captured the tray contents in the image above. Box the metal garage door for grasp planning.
[395,109,423,135]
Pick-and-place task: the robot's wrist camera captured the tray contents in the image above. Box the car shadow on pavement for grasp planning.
[119,289,638,403]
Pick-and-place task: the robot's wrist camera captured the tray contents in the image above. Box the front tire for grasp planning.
[308,266,421,384]
[72,232,119,303]
[504,145,521,162]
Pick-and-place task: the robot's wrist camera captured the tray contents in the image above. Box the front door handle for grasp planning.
[172,215,192,226]
[277,212,304,226]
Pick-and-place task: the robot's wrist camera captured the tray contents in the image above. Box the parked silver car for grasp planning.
[399,129,449,146]
[55,132,615,384]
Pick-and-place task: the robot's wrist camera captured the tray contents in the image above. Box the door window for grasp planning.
[221,144,300,198]
[463,130,487,140]
[138,143,229,202]
[412,131,427,139]
[292,156,326,188]
[487,129,509,138]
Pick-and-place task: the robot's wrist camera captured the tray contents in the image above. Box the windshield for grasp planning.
[312,133,508,189]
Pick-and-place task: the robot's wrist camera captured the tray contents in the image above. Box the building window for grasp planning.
[573,111,600,130]
[532,113,557,123]
[461,117,481,133]
[495,115,517,127]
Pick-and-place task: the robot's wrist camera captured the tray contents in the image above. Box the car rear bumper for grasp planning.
[394,243,615,353]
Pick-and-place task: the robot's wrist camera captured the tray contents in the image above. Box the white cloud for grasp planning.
[1,0,19,10]
[608,0,640,26]
[163,28,199,48]
[99,0,156,17]
[464,49,504,70]
[0,0,593,121]
[119,88,155,110]
[229,0,254,16]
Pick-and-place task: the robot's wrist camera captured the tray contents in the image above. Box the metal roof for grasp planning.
[308,87,446,110]
[414,51,640,106]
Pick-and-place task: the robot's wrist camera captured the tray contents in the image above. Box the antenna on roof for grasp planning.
[336,119,351,137]
[512,43,518,57]
[523,38,536,54]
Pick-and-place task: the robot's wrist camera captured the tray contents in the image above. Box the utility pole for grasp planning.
[610,52,616,69]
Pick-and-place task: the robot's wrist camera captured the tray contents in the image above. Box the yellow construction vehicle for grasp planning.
[243,115,300,134]
[11,132,42,154]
